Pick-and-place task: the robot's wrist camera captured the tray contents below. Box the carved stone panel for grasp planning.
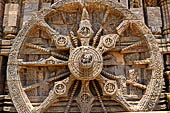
[7,1,163,113]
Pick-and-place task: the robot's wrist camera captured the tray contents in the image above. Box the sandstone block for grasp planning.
[147,7,162,27]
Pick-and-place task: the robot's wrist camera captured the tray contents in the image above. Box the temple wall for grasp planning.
[0,0,169,112]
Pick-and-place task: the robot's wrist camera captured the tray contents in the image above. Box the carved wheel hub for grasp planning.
[68,46,103,80]
[7,1,163,113]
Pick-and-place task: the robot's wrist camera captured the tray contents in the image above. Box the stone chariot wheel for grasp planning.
[7,1,164,113]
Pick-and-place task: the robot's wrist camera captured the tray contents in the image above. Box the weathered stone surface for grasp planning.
[160,0,170,38]
[145,0,158,7]
[130,0,143,8]
[147,7,162,27]
[0,0,169,112]
[22,0,39,25]
[41,3,51,9]
[130,8,144,21]
[3,4,19,27]
[3,4,10,27]
[6,1,164,113]
[120,0,128,8]
[0,0,5,37]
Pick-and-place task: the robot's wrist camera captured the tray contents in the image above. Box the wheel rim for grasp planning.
[7,1,164,113]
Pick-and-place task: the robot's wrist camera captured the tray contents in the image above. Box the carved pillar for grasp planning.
[147,7,162,39]
[0,56,3,94]
[0,0,5,38]
[0,0,5,94]
[160,0,170,38]
[3,0,21,39]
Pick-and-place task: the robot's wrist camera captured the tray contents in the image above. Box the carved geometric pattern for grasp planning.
[7,0,164,113]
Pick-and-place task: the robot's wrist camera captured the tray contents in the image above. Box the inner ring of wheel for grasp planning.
[68,46,103,80]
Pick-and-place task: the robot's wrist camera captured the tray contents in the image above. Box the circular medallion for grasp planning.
[68,46,103,80]
[104,81,117,95]
[103,35,116,48]
[56,36,68,47]
[54,82,66,95]
[80,93,90,103]
[79,27,91,37]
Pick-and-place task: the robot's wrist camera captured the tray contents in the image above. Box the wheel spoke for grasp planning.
[133,58,151,65]
[114,91,134,111]
[120,41,147,54]
[47,72,70,83]
[75,81,94,113]
[103,60,117,66]
[36,77,69,113]
[101,70,121,81]
[101,70,146,90]
[77,8,94,46]
[97,75,133,111]
[25,43,68,60]
[34,90,58,113]
[102,9,110,25]
[92,27,103,47]
[103,55,113,60]
[25,43,50,53]
[92,81,107,113]
[23,82,41,91]
[38,20,73,49]
[69,31,78,47]
[126,80,146,90]
[18,56,68,66]
[64,80,79,113]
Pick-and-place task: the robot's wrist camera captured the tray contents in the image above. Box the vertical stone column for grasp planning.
[159,0,170,53]
[0,0,5,38]
[160,0,170,38]
[22,0,39,26]
[120,0,128,8]
[129,0,145,22]
[0,0,5,94]
[3,1,21,39]
[39,0,51,10]
[0,56,3,94]
[147,7,162,38]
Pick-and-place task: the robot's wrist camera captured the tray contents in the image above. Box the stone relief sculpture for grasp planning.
[7,0,164,113]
